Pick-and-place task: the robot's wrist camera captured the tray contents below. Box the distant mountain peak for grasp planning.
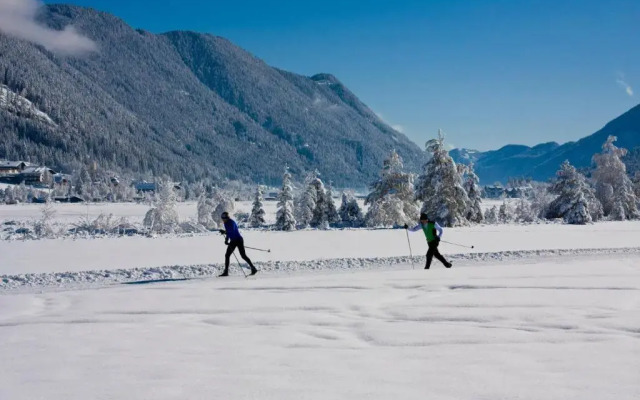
[449,105,640,184]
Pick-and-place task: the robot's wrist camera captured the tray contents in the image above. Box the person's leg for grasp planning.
[222,242,237,275]
[237,240,258,273]
[425,243,435,269]
[432,240,451,267]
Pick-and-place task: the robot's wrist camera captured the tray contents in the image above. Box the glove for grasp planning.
[218,229,226,235]
[403,224,409,230]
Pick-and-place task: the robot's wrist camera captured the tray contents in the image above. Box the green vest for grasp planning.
[421,222,437,242]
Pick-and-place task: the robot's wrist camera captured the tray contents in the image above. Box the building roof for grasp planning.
[21,166,55,174]
[0,161,28,168]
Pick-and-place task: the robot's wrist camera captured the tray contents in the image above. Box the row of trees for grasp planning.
[263,133,640,230]
[7,133,637,234]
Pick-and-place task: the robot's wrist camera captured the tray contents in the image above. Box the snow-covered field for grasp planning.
[1,202,639,399]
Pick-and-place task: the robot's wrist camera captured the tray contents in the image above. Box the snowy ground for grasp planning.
[1,255,639,399]
[1,202,639,399]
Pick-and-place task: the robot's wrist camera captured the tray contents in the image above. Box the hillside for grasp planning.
[0,4,425,186]
[451,104,640,183]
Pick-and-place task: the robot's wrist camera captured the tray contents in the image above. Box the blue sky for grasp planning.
[45,0,639,150]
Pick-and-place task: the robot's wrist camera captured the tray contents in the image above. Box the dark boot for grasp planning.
[218,269,229,277]
[445,262,452,268]
[250,266,258,276]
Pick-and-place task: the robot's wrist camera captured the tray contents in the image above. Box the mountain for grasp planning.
[0,5,425,187]
[451,104,640,184]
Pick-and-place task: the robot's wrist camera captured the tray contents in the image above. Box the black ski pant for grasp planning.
[426,238,449,269]
[225,238,255,271]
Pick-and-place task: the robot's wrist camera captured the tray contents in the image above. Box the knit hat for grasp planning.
[419,213,429,221]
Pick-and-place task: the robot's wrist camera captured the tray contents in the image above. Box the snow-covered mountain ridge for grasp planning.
[451,104,640,183]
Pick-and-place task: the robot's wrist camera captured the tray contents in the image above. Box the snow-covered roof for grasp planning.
[21,166,54,174]
[0,161,28,168]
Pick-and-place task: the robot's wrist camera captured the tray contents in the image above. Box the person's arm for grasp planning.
[219,221,229,238]
[405,223,422,232]
[435,222,443,238]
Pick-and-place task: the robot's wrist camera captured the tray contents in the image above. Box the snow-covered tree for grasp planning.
[295,170,318,228]
[310,178,329,229]
[197,193,216,228]
[3,187,15,204]
[514,199,536,223]
[211,188,235,227]
[249,185,266,228]
[325,183,341,226]
[461,163,483,223]
[144,179,179,233]
[338,191,364,227]
[415,131,469,226]
[633,172,640,199]
[275,166,296,231]
[529,183,553,220]
[484,205,498,224]
[498,201,513,223]
[73,166,91,197]
[196,187,234,229]
[365,149,419,227]
[592,136,639,220]
[546,160,602,224]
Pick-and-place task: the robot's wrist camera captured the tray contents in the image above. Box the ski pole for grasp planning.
[405,229,415,269]
[440,240,474,249]
[245,246,271,253]
[232,251,248,278]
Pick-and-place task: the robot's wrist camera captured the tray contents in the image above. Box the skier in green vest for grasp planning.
[405,213,452,269]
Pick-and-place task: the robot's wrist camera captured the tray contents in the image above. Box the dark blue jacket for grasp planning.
[223,219,243,241]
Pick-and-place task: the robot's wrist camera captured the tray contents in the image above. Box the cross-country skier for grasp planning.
[218,212,258,277]
[404,213,452,269]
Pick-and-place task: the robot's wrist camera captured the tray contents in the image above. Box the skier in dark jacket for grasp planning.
[218,212,258,277]
[405,213,452,269]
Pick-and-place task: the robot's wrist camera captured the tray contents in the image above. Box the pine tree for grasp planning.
[462,163,483,223]
[633,172,640,199]
[365,149,419,227]
[249,185,266,228]
[592,136,639,220]
[415,131,469,226]
[275,166,296,231]
[546,160,602,224]
[73,166,91,197]
[325,183,341,226]
[295,170,318,228]
[310,178,329,229]
[338,191,364,227]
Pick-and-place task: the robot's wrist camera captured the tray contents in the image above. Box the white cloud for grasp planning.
[616,73,634,97]
[0,0,97,55]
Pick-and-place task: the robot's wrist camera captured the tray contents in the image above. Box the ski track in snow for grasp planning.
[1,256,639,400]
[3,246,640,292]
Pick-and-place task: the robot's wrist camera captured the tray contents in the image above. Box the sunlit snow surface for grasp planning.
[1,202,639,399]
